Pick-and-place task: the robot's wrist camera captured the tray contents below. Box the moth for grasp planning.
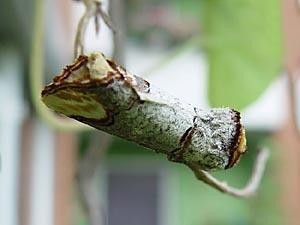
[41,52,246,171]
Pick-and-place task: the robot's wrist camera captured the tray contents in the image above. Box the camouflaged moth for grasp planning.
[41,52,246,170]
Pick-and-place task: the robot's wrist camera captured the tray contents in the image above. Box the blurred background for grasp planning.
[1,0,300,225]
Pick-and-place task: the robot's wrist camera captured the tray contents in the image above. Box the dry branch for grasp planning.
[73,0,116,59]
[187,148,269,197]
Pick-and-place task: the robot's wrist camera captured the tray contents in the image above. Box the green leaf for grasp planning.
[202,0,283,110]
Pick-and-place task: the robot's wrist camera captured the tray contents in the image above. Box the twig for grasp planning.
[73,0,97,59]
[187,148,269,198]
[73,0,116,59]
[97,1,116,33]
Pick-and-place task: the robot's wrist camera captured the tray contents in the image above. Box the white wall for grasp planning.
[0,49,24,225]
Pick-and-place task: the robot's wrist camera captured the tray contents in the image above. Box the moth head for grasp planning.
[226,121,247,169]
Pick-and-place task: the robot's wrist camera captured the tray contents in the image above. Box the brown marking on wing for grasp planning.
[225,110,247,169]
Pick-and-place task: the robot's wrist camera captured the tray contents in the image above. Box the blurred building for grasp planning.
[0,1,298,225]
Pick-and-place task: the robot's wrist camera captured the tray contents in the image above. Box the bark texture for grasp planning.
[41,52,246,170]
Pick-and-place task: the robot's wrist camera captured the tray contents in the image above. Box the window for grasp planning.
[107,171,159,225]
